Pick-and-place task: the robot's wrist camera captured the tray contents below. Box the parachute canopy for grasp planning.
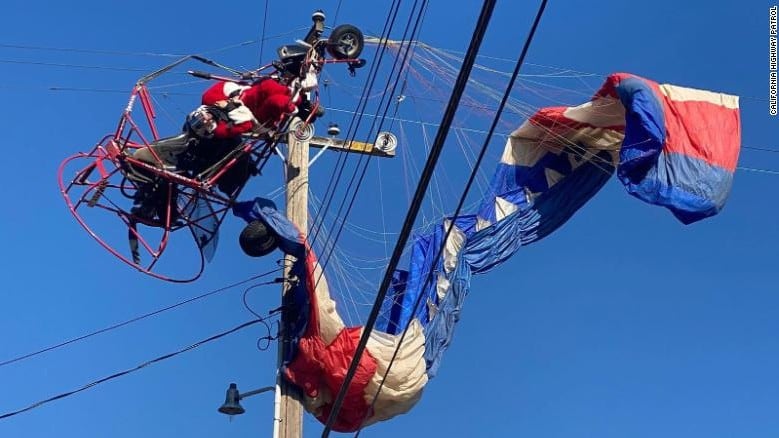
[381,72,742,425]
[235,72,741,432]
[495,72,742,238]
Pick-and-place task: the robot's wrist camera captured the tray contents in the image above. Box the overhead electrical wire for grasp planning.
[354,1,549,435]
[0,269,283,369]
[258,0,270,64]
[310,0,431,287]
[0,317,278,421]
[321,0,499,434]
[307,0,407,244]
[0,31,307,58]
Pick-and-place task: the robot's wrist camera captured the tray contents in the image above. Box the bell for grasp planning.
[218,383,245,416]
[327,123,341,136]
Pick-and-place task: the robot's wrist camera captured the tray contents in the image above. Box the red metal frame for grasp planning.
[58,44,364,282]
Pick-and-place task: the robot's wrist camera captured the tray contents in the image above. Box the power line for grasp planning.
[258,0,270,64]
[311,0,430,289]
[737,166,779,175]
[0,270,282,369]
[0,58,150,72]
[307,0,408,250]
[0,43,184,58]
[321,0,498,434]
[0,317,276,421]
[0,31,305,59]
[333,0,343,25]
[355,0,549,435]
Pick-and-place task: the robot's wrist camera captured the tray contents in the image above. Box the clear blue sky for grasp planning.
[1,1,777,437]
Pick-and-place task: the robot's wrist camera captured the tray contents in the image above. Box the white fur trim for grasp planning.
[222,82,248,99]
[228,105,255,124]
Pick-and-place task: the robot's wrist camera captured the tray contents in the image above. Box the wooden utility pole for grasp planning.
[276,127,397,438]
[278,126,308,438]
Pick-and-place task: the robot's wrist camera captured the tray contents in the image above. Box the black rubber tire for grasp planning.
[239,220,279,257]
[327,24,364,60]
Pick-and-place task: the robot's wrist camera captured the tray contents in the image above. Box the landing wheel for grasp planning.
[327,24,364,60]
[239,220,279,257]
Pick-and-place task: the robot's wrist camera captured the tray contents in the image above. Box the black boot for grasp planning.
[130,182,159,222]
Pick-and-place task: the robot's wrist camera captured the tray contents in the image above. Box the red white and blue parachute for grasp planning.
[236,72,741,431]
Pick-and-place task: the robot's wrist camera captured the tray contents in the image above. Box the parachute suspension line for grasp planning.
[355,1,550,434]
[0,318,278,421]
[453,127,491,195]
[321,0,499,434]
[398,121,415,207]
[420,122,448,219]
[309,0,430,289]
[326,105,620,179]
[0,269,282,369]
[376,158,390,261]
[308,180,395,328]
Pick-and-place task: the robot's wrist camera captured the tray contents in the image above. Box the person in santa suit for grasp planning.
[199,78,297,138]
[128,78,297,222]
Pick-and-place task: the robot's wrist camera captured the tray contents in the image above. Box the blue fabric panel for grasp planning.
[232,198,304,256]
[462,207,539,274]
[533,149,615,240]
[232,197,308,364]
[376,270,409,335]
[395,227,444,331]
[622,151,734,224]
[614,76,667,198]
[424,254,471,377]
[479,152,569,222]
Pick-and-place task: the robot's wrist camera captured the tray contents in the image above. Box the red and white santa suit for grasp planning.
[201,80,297,139]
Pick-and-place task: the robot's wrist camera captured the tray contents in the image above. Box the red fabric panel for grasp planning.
[529,106,626,133]
[284,241,380,432]
[285,328,378,432]
[660,96,741,172]
[595,72,634,98]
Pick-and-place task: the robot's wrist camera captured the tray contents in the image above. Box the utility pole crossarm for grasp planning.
[280,133,397,158]
[309,136,396,157]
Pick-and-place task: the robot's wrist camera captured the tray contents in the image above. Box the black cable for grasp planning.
[311,0,430,295]
[258,0,269,65]
[0,43,183,57]
[310,0,425,256]
[0,59,150,72]
[0,269,282,369]
[0,317,276,421]
[0,33,303,58]
[333,0,343,25]
[321,0,498,434]
[308,0,427,256]
[354,1,549,435]
[308,0,405,242]
[311,0,432,336]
